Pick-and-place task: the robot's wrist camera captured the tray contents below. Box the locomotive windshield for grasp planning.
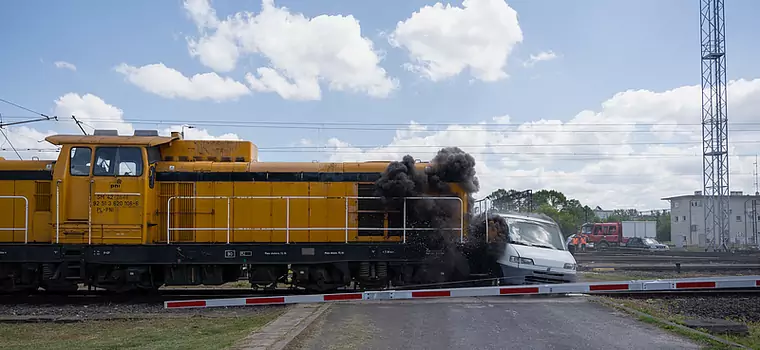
[507,219,566,250]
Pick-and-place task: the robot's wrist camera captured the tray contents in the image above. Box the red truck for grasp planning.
[578,221,657,249]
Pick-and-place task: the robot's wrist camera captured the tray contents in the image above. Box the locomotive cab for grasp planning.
[47,130,171,245]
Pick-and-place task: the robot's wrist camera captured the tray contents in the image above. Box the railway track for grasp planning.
[592,288,760,298]
[5,282,760,307]
[0,289,286,306]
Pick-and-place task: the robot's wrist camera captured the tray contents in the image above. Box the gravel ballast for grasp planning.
[0,302,286,322]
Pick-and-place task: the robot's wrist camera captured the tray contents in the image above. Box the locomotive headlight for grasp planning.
[564,263,576,270]
[509,256,534,265]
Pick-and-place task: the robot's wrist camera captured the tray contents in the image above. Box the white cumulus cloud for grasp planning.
[55,93,133,136]
[389,0,523,82]
[313,78,760,210]
[0,93,242,160]
[114,63,250,102]
[183,0,398,100]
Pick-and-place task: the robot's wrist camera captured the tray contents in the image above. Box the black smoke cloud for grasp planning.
[374,147,479,243]
[465,212,509,271]
[374,147,486,280]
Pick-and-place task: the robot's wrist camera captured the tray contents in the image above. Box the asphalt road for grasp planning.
[288,297,699,350]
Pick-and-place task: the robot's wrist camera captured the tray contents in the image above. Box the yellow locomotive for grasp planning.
[0,130,473,293]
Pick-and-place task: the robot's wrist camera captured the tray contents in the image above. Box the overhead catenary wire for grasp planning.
[0,98,58,128]
[0,128,22,160]
[0,115,754,127]
[64,120,760,133]
[257,139,760,150]
[4,114,760,132]
[2,100,760,180]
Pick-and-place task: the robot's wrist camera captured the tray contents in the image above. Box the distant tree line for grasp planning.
[486,189,671,242]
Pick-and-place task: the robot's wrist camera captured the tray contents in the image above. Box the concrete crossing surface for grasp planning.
[247,297,699,350]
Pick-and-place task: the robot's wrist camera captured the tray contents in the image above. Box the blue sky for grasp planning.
[1,0,760,209]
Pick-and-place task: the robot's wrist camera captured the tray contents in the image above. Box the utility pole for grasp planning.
[754,155,758,195]
[700,0,730,251]
[181,124,195,139]
[752,156,759,246]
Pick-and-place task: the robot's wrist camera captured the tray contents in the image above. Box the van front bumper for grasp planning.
[499,264,577,285]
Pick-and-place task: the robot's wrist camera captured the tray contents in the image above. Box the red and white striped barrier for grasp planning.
[164,275,760,309]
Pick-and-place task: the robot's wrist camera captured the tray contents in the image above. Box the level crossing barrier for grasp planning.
[164,274,760,309]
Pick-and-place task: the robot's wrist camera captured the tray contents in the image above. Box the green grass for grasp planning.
[579,272,643,282]
[633,313,734,349]
[608,298,760,349]
[723,322,760,349]
[0,310,283,350]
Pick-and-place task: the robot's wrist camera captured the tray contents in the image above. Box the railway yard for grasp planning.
[2,250,760,350]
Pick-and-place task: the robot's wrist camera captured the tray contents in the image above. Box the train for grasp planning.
[0,129,517,294]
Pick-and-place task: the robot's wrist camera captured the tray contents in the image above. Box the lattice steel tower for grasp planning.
[700,0,730,251]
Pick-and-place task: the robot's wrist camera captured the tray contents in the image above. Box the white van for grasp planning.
[494,212,577,285]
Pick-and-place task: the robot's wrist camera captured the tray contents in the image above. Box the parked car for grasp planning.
[623,237,669,251]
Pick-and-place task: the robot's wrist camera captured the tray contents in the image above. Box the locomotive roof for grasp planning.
[45,134,179,146]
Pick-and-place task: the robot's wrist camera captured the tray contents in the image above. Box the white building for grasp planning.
[593,206,614,220]
[662,190,760,248]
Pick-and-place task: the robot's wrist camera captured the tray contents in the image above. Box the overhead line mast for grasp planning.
[700,0,730,251]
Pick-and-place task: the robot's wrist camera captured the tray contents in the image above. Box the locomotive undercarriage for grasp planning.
[0,243,500,294]
[0,261,482,294]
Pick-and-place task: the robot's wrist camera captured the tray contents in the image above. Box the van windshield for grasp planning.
[508,219,566,250]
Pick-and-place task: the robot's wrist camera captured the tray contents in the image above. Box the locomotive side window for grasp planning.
[69,147,92,176]
[117,147,143,176]
[93,147,144,177]
[94,147,116,176]
[147,146,161,164]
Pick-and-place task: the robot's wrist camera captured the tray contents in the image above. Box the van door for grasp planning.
[90,146,146,244]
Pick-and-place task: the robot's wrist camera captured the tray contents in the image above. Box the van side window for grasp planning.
[93,147,144,177]
[69,147,92,176]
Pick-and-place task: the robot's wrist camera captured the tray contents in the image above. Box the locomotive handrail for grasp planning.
[56,180,61,243]
[0,195,29,243]
[166,196,464,245]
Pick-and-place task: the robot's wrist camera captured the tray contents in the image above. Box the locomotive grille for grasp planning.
[159,182,196,242]
[178,183,194,241]
[35,181,51,212]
